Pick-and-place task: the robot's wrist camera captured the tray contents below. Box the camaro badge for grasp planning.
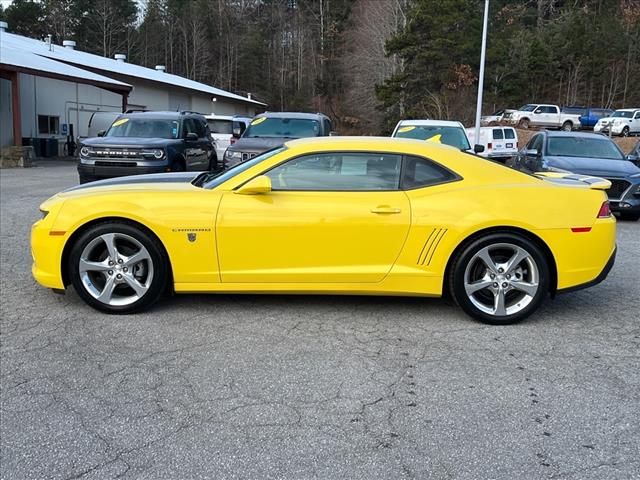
[187,233,197,243]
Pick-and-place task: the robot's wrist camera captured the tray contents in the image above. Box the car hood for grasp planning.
[61,172,201,195]
[229,136,296,152]
[545,155,640,177]
[82,137,181,148]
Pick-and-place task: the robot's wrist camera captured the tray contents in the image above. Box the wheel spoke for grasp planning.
[493,289,507,316]
[476,247,498,273]
[123,249,150,267]
[101,233,119,260]
[510,280,538,296]
[79,258,110,273]
[96,275,117,303]
[122,274,147,297]
[465,278,493,295]
[504,247,529,273]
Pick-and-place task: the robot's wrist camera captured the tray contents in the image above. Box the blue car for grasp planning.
[507,131,640,221]
[579,108,613,129]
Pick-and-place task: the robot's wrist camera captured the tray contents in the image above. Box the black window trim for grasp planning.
[238,149,463,193]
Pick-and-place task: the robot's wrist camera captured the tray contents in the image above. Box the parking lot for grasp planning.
[1,162,639,479]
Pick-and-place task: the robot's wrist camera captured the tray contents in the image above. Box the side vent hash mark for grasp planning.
[417,228,447,266]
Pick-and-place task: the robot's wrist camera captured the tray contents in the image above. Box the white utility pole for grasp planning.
[474,0,490,147]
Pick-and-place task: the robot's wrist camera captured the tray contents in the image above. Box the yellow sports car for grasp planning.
[31,137,616,324]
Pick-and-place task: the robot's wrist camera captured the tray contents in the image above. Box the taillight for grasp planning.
[487,143,492,150]
[597,201,611,218]
[230,137,237,145]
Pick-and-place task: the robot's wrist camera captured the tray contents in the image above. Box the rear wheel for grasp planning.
[561,121,573,131]
[68,222,168,313]
[450,233,549,325]
[170,157,186,172]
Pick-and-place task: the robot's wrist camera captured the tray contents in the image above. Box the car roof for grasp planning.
[119,111,204,120]
[396,119,464,128]
[255,111,329,120]
[613,108,639,112]
[542,131,613,140]
[204,114,251,121]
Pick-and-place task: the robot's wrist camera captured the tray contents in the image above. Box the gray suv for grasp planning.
[223,112,334,168]
[78,111,215,184]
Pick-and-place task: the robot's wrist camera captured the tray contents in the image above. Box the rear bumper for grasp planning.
[557,246,616,294]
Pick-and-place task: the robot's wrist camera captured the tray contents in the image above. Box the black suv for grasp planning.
[78,111,216,184]
[223,111,334,168]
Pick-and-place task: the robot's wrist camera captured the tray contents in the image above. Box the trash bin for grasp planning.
[21,137,43,157]
[43,138,58,157]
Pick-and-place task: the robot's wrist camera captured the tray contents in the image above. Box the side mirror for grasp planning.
[97,130,106,137]
[232,127,242,137]
[474,144,485,154]
[524,148,540,157]
[235,175,272,195]
[186,132,198,141]
[329,131,339,137]
[534,110,542,114]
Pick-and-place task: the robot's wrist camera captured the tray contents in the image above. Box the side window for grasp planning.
[401,156,458,190]
[504,128,515,140]
[634,112,640,119]
[492,129,504,140]
[266,152,401,191]
[527,134,542,151]
[544,106,557,114]
[195,119,207,138]
[183,119,196,137]
[323,118,332,135]
[533,106,543,114]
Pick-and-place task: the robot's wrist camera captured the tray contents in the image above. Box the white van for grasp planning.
[466,126,518,161]
[204,114,252,162]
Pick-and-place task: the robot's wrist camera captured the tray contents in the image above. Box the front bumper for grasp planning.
[31,219,66,289]
[78,162,167,180]
[594,124,624,135]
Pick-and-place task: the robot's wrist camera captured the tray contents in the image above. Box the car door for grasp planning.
[216,151,411,283]
[183,118,208,170]
[633,111,640,133]
[491,128,505,156]
[522,134,544,172]
[196,119,214,169]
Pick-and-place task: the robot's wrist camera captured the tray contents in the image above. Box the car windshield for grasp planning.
[611,111,634,118]
[195,146,288,189]
[105,118,180,139]
[547,137,625,160]
[518,105,537,112]
[243,118,320,138]
[393,125,471,151]
[207,119,233,134]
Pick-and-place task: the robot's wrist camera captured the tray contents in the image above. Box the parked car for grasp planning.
[466,126,518,161]
[594,108,640,137]
[391,120,484,153]
[34,137,616,324]
[87,111,121,139]
[506,131,640,221]
[223,112,334,168]
[480,109,515,126]
[504,104,582,131]
[204,114,251,168]
[578,108,613,129]
[78,111,216,184]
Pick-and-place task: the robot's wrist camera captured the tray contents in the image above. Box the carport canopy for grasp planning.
[0,45,132,146]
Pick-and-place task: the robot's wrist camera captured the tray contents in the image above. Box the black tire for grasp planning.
[561,121,573,131]
[68,221,168,314]
[621,127,630,137]
[518,118,530,129]
[79,174,97,184]
[170,157,186,172]
[449,232,550,325]
[619,212,640,221]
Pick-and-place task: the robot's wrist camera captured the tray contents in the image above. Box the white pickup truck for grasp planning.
[504,104,582,131]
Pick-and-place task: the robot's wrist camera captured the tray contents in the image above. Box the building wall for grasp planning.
[18,74,122,146]
[0,78,13,147]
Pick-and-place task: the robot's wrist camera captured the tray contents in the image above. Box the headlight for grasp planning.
[613,119,623,125]
[39,209,49,220]
[80,146,90,157]
[225,150,241,160]
[153,149,164,159]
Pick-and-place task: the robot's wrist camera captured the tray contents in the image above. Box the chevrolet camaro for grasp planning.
[31,137,616,325]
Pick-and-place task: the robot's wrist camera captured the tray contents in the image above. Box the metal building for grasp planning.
[0,21,265,154]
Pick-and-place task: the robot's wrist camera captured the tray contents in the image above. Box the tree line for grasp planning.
[2,0,639,133]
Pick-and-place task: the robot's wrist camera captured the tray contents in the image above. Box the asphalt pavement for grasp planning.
[1,162,639,479]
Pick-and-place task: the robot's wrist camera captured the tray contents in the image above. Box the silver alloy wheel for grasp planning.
[79,232,154,306]
[463,242,540,317]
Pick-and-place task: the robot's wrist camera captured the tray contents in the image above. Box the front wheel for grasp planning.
[449,233,549,325]
[68,222,168,313]
[621,127,630,137]
[518,119,530,129]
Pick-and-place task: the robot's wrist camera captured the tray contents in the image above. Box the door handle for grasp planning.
[371,206,402,214]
